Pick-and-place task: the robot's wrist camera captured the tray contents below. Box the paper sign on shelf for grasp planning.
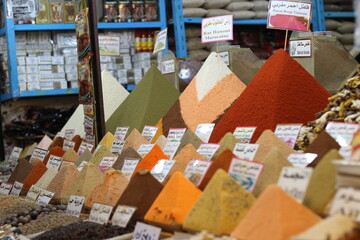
[161,59,175,74]
[89,203,114,225]
[325,122,360,147]
[141,126,158,142]
[9,147,23,162]
[63,139,76,152]
[99,35,121,56]
[133,222,161,240]
[98,156,117,173]
[26,185,42,202]
[150,160,176,183]
[36,189,55,205]
[46,155,63,171]
[66,195,85,218]
[277,167,313,203]
[153,28,167,54]
[0,183,12,195]
[233,127,257,143]
[195,123,215,143]
[274,124,302,149]
[197,143,221,160]
[233,143,259,161]
[329,188,360,222]
[267,0,312,32]
[110,140,125,156]
[201,15,234,43]
[228,157,264,192]
[114,127,129,141]
[10,181,23,196]
[167,128,186,142]
[184,159,212,187]
[77,141,94,155]
[121,159,140,179]
[163,141,181,160]
[30,147,49,162]
[289,39,311,57]
[112,205,137,228]
[137,144,155,156]
[287,153,317,168]
[64,129,75,140]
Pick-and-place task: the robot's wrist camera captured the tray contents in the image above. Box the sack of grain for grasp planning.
[331,31,343,40]
[182,0,205,8]
[183,8,208,17]
[255,11,268,19]
[337,21,355,34]
[253,1,269,11]
[188,49,210,61]
[226,2,254,11]
[185,26,201,38]
[206,9,232,17]
[232,11,255,19]
[340,33,354,45]
[204,0,231,9]
[187,38,205,51]
[325,19,341,30]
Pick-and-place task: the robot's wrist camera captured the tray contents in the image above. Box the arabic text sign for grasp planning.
[202,15,234,43]
[197,143,220,160]
[163,142,181,160]
[0,183,12,195]
[289,39,311,57]
[141,126,158,142]
[9,147,22,162]
[287,153,317,168]
[112,205,137,228]
[77,141,94,155]
[233,143,259,161]
[121,159,140,179]
[184,159,212,187]
[114,127,129,141]
[66,195,85,217]
[10,181,23,196]
[167,128,186,142]
[195,123,215,143]
[325,122,360,147]
[233,127,257,143]
[274,124,302,149]
[150,160,176,183]
[89,203,114,225]
[133,222,161,240]
[329,188,360,222]
[36,189,55,205]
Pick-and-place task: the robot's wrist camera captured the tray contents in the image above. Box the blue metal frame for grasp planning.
[325,12,355,18]
[1,0,167,101]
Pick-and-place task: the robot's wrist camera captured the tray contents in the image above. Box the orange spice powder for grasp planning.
[43,146,65,165]
[22,161,48,191]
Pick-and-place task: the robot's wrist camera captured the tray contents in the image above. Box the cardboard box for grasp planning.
[27,74,39,82]
[26,65,39,74]
[26,57,38,65]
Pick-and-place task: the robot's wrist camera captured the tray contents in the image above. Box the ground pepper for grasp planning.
[43,146,65,165]
[210,49,331,143]
[22,161,48,191]
[8,159,34,184]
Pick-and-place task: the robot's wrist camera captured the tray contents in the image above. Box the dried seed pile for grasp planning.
[0,196,37,223]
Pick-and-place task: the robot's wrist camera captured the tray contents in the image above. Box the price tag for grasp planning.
[112,205,137,228]
[98,156,117,173]
[121,159,140,179]
[26,185,42,202]
[9,147,23,162]
[219,51,229,66]
[195,123,215,143]
[84,115,94,135]
[55,131,65,139]
[61,160,75,168]
[77,161,87,171]
[277,167,313,203]
[197,143,221,160]
[114,127,129,141]
[184,159,212,187]
[233,143,259,161]
[46,155,63,171]
[84,134,96,145]
[201,15,234,43]
[36,189,55,205]
[64,129,75,140]
[167,128,186,142]
[287,153,317,168]
[163,142,181,160]
[0,183,12,195]
[329,188,360,222]
[161,59,175,74]
[141,126,158,142]
[89,203,114,225]
[326,122,360,147]
[77,141,94,155]
[137,144,155,156]
[66,195,85,217]
[30,147,49,162]
[110,140,125,156]
[63,140,76,152]
[150,160,176,183]
[133,222,161,240]
[274,124,302,149]
[228,157,264,192]
[289,39,312,57]
[10,181,23,196]
[233,126,257,143]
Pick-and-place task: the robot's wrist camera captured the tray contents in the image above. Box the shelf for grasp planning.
[126,84,135,91]
[98,21,163,29]
[0,27,5,36]
[183,17,268,25]
[1,88,78,101]
[324,12,355,18]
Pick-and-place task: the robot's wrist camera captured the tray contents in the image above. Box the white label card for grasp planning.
[153,28,167,54]
[228,157,264,192]
[197,143,221,160]
[77,141,94,155]
[133,222,161,240]
[339,146,352,160]
[89,203,114,225]
[9,147,23,162]
[55,131,65,139]
[287,153,317,168]
[233,127,257,143]
[184,159,212,187]
[329,188,360,222]
[277,167,313,203]
[161,59,175,74]
[46,155,63,171]
[77,161,87,171]
[66,195,85,218]
[63,140,76,152]
[326,122,360,147]
[64,129,75,140]
[150,160,176,183]
[26,185,42,202]
[121,159,140,179]
[195,123,215,143]
[0,183,12,195]
[167,128,186,142]
[137,144,155,156]
[36,189,55,205]
[141,126,159,142]
[201,15,234,43]
[84,115,94,135]
[219,51,229,66]
[233,143,259,161]
[98,156,117,173]
[274,124,302,149]
[110,140,125,156]
[30,147,49,162]
[10,181,23,196]
[163,142,181,160]
[289,39,312,57]
[112,206,137,228]
[114,127,129,141]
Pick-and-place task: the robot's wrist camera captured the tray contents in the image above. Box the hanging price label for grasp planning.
[133,222,161,240]
[274,124,302,149]
[112,205,137,228]
[77,141,94,155]
[26,185,42,202]
[150,160,176,183]
[46,155,63,171]
[0,183,12,195]
[163,142,181,160]
[10,181,23,196]
[36,189,55,205]
[233,127,257,143]
[326,122,360,147]
[195,123,215,143]
[66,195,85,218]
[30,148,49,162]
[197,143,220,160]
[287,153,317,168]
[114,127,129,141]
[233,143,259,161]
[63,140,76,152]
[110,140,125,156]
[184,159,212,187]
[121,159,140,179]
[64,129,75,140]
[137,144,155,156]
[89,203,114,225]
[98,156,117,173]
[142,126,158,142]
[167,128,186,142]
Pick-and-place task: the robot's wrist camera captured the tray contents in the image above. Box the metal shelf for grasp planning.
[126,84,136,91]
[1,88,79,101]
[98,22,163,29]
[0,27,5,36]
[324,12,355,18]
[183,17,268,25]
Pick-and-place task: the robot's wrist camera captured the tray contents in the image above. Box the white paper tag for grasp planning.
[9,147,23,162]
[153,28,168,54]
[64,129,75,140]
[329,188,360,222]
[184,159,212,187]
[89,203,114,225]
[163,142,181,160]
[326,122,360,147]
[98,156,117,173]
[228,157,264,192]
[287,153,318,168]
[121,159,140,179]
[233,143,259,161]
[274,124,302,149]
[141,126,159,142]
[114,127,129,141]
[10,181,23,196]
[36,189,55,205]
[46,155,63,171]
[63,139,76,152]
[112,205,137,228]
[137,144,155,156]
[201,15,234,43]
[110,140,125,156]
[133,222,161,240]
[195,123,215,143]
[161,59,175,74]
[26,185,42,202]
[289,39,312,57]
[66,195,85,218]
[0,183,12,195]
[77,141,94,155]
[55,131,65,139]
[339,146,352,160]
[30,147,49,162]
[167,128,186,142]
[77,161,87,171]
[277,167,313,203]
[233,127,257,143]
[197,143,221,160]
[219,51,229,66]
[84,134,96,145]
[150,160,176,183]
[84,115,94,135]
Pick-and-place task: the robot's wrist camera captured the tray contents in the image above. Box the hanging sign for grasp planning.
[153,28,167,54]
[201,15,234,43]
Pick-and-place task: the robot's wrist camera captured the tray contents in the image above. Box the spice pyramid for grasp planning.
[112,147,141,170]
[89,145,116,166]
[8,159,34,184]
[48,137,63,151]
[305,131,340,167]
[35,167,58,189]
[144,171,202,225]
[117,171,163,222]
[19,143,37,159]
[22,161,48,191]
[210,49,331,143]
[184,169,256,235]
[46,164,79,201]
[37,135,53,150]
[75,149,93,167]
[153,135,169,150]
[230,185,321,240]
[62,148,79,165]
[156,52,246,137]
[176,129,203,155]
[62,70,130,136]
[213,132,239,159]
[85,170,129,208]
[123,128,149,151]
[71,135,82,153]
[98,131,117,150]
[253,147,293,197]
[43,146,65,165]
[106,66,180,134]
[303,149,343,215]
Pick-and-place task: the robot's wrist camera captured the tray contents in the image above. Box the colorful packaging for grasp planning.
[75,8,92,59]
[104,1,119,22]
[118,1,132,22]
[64,1,76,23]
[37,0,51,24]
[50,2,64,23]
[145,1,159,21]
[132,1,145,22]
[77,58,93,104]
